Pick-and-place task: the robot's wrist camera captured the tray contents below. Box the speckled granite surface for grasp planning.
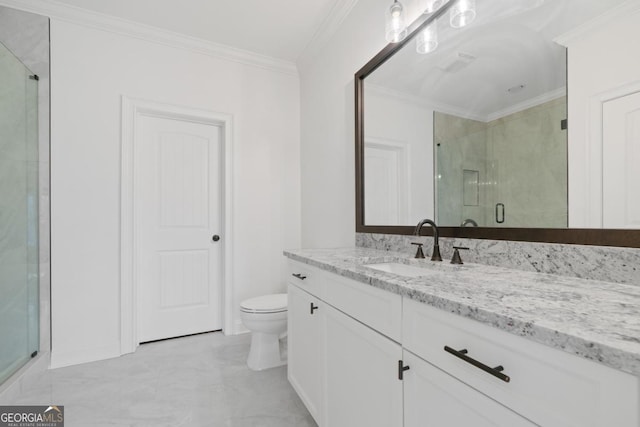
[284,247,640,377]
[356,233,640,285]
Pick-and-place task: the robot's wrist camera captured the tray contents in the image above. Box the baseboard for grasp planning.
[50,343,120,369]
[0,352,50,404]
[232,319,249,335]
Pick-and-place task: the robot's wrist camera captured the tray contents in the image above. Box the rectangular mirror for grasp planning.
[355,0,640,247]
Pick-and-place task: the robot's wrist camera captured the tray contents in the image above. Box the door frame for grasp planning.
[364,136,411,224]
[120,96,234,355]
[581,80,640,227]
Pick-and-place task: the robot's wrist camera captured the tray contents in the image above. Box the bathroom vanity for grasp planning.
[285,248,640,427]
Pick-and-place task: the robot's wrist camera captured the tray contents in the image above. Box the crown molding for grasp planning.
[554,0,640,47]
[0,0,298,75]
[366,83,488,122]
[486,87,566,122]
[366,83,566,123]
[297,0,359,67]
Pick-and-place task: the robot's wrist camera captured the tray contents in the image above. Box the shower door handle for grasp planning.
[495,203,505,224]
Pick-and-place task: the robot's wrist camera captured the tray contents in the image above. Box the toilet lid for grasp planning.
[240,293,288,313]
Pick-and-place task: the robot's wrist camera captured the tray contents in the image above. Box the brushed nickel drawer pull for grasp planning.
[444,346,511,383]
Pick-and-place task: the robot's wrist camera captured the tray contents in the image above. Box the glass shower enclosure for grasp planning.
[0,40,39,384]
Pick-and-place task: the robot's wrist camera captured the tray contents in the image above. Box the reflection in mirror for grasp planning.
[434,97,567,228]
[362,0,621,228]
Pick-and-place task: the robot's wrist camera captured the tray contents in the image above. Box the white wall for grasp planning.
[299,0,394,248]
[50,19,300,367]
[563,3,640,228]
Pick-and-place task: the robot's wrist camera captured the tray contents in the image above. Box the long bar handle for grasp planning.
[292,273,307,280]
[444,346,510,383]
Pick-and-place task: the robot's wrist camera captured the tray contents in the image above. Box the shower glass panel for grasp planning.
[0,40,39,384]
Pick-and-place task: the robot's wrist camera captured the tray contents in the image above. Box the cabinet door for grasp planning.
[324,304,402,427]
[403,351,536,427]
[288,284,324,424]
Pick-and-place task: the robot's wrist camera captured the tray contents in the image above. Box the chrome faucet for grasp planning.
[414,219,442,261]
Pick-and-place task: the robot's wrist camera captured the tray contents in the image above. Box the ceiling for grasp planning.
[366,0,629,120]
[49,0,347,62]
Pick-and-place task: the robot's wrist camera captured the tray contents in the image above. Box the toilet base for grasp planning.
[247,331,287,371]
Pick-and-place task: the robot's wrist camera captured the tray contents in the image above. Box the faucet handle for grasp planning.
[411,242,425,259]
[451,246,469,265]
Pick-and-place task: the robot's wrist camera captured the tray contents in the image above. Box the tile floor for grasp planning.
[4,332,316,426]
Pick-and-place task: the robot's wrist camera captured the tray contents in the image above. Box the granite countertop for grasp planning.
[284,247,640,377]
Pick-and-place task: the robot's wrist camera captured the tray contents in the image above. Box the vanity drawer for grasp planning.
[324,273,401,342]
[403,298,639,427]
[287,260,326,299]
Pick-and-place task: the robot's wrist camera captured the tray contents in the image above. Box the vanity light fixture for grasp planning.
[450,0,476,28]
[422,0,444,14]
[416,21,438,54]
[385,0,408,43]
[412,0,477,54]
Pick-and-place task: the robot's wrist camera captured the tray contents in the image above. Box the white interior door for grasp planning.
[603,91,640,228]
[136,115,223,342]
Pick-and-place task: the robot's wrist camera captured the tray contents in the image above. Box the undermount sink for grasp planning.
[365,262,434,278]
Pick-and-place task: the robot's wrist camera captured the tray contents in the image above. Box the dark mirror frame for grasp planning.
[355,2,640,248]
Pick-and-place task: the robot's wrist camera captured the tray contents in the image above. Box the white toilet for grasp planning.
[240,293,288,371]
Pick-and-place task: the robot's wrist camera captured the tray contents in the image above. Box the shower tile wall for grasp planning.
[487,97,567,227]
[436,97,567,228]
[435,113,487,227]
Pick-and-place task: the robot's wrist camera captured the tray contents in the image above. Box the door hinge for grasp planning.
[398,360,410,380]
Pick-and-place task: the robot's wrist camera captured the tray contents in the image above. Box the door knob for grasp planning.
[212,235,220,242]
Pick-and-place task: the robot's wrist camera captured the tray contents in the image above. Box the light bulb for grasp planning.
[422,0,444,14]
[385,0,408,43]
[450,0,476,28]
[416,21,438,54]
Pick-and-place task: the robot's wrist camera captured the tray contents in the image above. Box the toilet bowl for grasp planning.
[240,293,288,371]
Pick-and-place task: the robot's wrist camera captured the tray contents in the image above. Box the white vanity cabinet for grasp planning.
[402,350,535,426]
[324,303,402,427]
[287,265,325,424]
[287,259,640,427]
[288,260,403,427]
[403,298,640,427]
